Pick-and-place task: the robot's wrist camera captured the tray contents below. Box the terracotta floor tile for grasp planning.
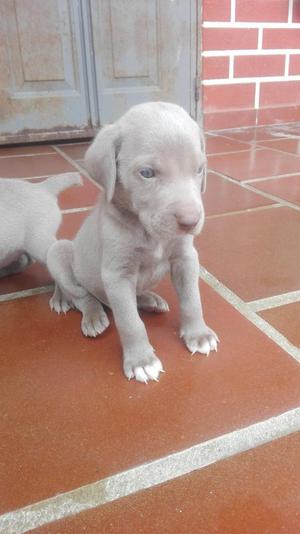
[31,175,100,209]
[257,138,300,155]
[208,148,300,181]
[198,206,300,300]
[40,432,300,534]
[0,153,75,178]
[251,174,300,206]
[1,283,300,513]
[0,145,55,157]
[56,142,91,160]
[0,211,89,296]
[259,302,300,347]
[213,126,284,142]
[204,172,274,216]
[205,135,251,155]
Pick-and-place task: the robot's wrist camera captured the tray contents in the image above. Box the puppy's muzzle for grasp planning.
[175,206,201,233]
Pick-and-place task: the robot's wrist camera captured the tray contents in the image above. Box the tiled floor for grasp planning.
[1,130,300,533]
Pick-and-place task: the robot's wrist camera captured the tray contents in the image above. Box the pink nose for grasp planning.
[175,208,200,231]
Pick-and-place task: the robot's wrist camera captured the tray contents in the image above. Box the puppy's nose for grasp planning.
[175,209,200,232]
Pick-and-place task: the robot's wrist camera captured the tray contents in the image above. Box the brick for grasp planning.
[289,54,300,74]
[202,0,231,21]
[203,83,256,111]
[293,0,300,22]
[203,28,258,51]
[234,55,285,77]
[263,29,300,49]
[260,80,300,106]
[202,56,229,79]
[236,0,289,22]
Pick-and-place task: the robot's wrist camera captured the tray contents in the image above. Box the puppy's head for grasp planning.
[85,102,206,237]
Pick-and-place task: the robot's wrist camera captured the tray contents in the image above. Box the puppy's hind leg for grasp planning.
[47,240,87,300]
[49,284,73,314]
[0,253,32,278]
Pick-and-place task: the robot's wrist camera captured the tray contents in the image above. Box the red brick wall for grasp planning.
[201,0,300,129]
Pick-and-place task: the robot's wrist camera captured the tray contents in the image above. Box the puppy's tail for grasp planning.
[42,172,82,197]
[47,240,87,299]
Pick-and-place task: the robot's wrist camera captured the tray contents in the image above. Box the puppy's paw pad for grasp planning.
[124,355,164,383]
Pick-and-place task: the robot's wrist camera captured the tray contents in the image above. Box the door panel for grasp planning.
[0,0,92,142]
[90,0,197,123]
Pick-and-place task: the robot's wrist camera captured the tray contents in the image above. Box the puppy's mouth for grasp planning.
[177,222,198,234]
[176,218,203,236]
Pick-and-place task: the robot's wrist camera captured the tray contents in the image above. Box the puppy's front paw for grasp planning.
[182,326,219,356]
[123,350,164,383]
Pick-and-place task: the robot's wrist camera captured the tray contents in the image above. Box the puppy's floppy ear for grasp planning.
[199,128,207,194]
[84,124,121,202]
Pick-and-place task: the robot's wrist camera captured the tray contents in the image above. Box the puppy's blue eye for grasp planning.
[197,166,203,175]
[140,168,155,179]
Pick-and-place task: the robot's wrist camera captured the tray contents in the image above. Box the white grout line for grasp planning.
[254,81,260,109]
[202,21,300,28]
[61,206,93,215]
[230,0,235,22]
[51,146,102,192]
[229,55,234,78]
[244,173,299,183]
[205,204,280,220]
[257,27,263,49]
[0,285,53,303]
[202,74,300,85]
[1,406,300,534]
[199,266,300,363]
[0,152,55,159]
[285,53,290,76]
[208,146,264,156]
[202,49,300,57]
[209,168,300,212]
[288,0,293,23]
[249,290,300,312]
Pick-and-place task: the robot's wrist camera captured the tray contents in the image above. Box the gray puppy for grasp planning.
[47,102,219,383]
[0,173,81,278]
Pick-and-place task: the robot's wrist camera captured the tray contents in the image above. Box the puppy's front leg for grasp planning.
[102,272,163,383]
[171,246,219,356]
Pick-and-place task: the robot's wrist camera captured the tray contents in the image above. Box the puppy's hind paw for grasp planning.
[81,310,110,338]
[137,291,169,313]
[49,289,72,314]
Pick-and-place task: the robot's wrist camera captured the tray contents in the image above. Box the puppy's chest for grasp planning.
[136,242,170,290]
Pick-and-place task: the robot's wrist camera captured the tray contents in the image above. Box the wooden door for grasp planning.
[89,0,197,123]
[0,0,92,143]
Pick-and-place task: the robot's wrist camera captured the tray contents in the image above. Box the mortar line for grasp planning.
[1,406,300,533]
[248,290,300,312]
[209,169,300,212]
[199,266,300,363]
[51,145,102,191]
[0,285,53,303]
